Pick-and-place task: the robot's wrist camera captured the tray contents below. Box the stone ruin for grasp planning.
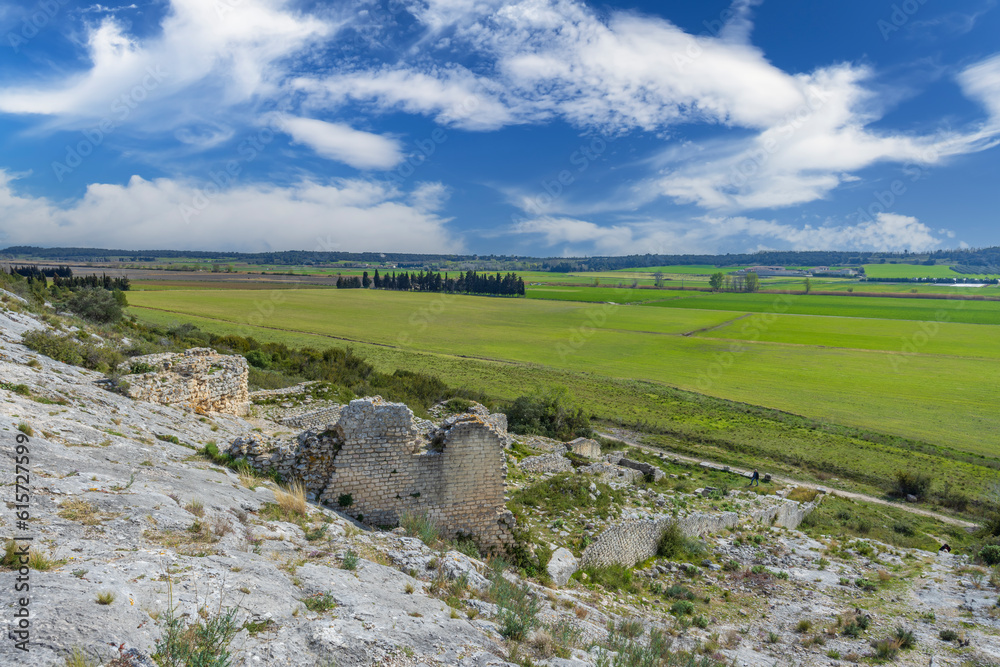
[579,495,821,569]
[228,397,515,549]
[118,348,250,416]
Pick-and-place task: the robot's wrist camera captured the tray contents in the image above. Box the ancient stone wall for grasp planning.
[580,497,819,569]
[228,397,514,549]
[121,348,249,416]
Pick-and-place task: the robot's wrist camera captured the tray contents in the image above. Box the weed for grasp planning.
[185,500,205,518]
[795,619,812,633]
[488,562,540,641]
[152,581,240,667]
[96,591,115,605]
[399,511,440,546]
[342,549,359,571]
[302,592,336,613]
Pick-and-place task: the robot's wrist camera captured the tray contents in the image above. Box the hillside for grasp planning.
[1,294,998,666]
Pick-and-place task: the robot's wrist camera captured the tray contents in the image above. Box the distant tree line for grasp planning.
[709,271,760,293]
[53,274,131,291]
[356,270,525,296]
[6,264,73,279]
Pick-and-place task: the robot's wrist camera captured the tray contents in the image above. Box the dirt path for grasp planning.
[597,429,978,530]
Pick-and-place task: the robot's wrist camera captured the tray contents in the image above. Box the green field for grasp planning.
[861,263,1000,279]
[127,288,1000,462]
[642,291,1000,324]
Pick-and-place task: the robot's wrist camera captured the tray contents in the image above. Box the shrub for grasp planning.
[939,629,959,642]
[66,288,124,324]
[669,600,694,616]
[872,637,901,660]
[657,522,685,558]
[894,627,915,649]
[337,493,354,508]
[504,388,591,440]
[342,549,359,571]
[894,471,931,499]
[795,619,811,633]
[980,545,1000,566]
[583,564,634,593]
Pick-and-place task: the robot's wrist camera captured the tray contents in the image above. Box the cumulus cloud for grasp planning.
[0,0,333,124]
[513,212,950,256]
[279,116,404,170]
[0,171,461,253]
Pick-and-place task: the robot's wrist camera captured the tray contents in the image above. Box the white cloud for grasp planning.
[512,212,950,256]
[279,116,404,170]
[0,0,333,123]
[0,171,461,253]
[293,66,517,131]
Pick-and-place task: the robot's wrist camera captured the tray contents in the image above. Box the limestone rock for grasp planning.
[547,547,579,587]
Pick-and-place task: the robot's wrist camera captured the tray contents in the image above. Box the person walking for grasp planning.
[749,469,760,487]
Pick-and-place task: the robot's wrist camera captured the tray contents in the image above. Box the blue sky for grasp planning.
[0,0,998,256]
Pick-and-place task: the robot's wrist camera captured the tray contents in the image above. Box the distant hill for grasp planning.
[3,244,1000,272]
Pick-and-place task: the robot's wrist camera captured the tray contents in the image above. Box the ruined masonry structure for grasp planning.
[229,397,515,549]
[119,348,250,416]
[580,497,820,569]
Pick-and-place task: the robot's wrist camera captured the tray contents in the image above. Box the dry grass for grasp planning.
[58,498,120,526]
[274,481,308,518]
[786,487,820,503]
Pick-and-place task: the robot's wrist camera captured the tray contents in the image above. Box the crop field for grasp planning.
[642,291,1000,325]
[699,312,1000,359]
[861,263,1000,279]
[128,288,1000,463]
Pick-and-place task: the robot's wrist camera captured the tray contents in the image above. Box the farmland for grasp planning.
[128,287,1000,473]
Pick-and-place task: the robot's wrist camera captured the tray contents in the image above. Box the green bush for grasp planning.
[980,545,1000,565]
[341,549,359,571]
[669,600,694,616]
[656,522,685,558]
[504,388,591,440]
[65,288,125,324]
[510,473,620,519]
[21,329,123,372]
[337,493,354,508]
[894,471,931,499]
[583,564,634,593]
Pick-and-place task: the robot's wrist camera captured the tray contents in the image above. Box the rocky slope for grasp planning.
[0,300,998,667]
